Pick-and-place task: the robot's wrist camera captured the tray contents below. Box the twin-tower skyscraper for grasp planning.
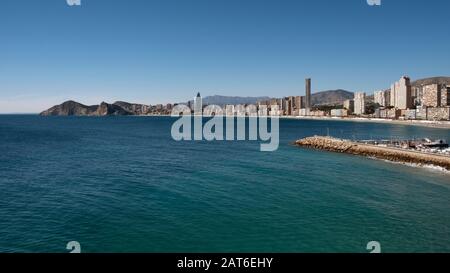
[305,78,312,109]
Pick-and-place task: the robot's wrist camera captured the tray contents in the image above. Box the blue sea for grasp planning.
[0,115,449,253]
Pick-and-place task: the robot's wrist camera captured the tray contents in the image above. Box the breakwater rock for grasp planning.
[296,136,450,171]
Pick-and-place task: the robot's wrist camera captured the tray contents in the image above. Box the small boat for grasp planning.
[422,139,449,148]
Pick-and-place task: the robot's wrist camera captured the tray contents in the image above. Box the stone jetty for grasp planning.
[295,136,450,171]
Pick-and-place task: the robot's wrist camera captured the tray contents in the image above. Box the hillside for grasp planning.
[411,76,450,87]
[311,89,354,106]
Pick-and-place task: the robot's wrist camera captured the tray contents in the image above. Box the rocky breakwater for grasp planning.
[296,136,450,171]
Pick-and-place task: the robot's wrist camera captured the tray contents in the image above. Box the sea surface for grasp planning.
[0,115,449,253]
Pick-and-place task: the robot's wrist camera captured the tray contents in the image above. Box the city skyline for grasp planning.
[1,0,450,113]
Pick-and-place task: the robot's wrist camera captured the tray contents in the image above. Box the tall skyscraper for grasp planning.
[287,96,295,115]
[305,78,311,109]
[390,76,412,110]
[195,92,202,115]
[396,76,412,110]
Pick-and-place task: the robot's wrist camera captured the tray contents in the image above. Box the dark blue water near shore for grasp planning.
[0,115,449,253]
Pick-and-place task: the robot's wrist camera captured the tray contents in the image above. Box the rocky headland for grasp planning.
[39,100,147,116]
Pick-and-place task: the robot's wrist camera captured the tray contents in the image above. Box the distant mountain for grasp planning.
[311,89,354,106]
[188,92,355,106]
[411,76,450,87]
[189,95,272,106]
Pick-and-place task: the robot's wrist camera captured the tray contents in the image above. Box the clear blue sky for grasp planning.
[0,0,449,113]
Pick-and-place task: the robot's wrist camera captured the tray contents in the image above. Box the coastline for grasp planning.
[281,115,450,129]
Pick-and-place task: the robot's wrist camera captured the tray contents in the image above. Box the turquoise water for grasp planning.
[0,115,449,253]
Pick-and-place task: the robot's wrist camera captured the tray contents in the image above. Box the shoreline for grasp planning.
[281,115,450,129]
[295,136,450,172]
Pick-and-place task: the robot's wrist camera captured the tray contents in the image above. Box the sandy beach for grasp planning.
[282,116,450,129]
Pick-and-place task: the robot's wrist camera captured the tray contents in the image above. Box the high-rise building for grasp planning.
[305,78,311,109]
[390,83,396,107]
[422,84,450,107]
[422,84,441,107]
[412,86,423,106]
[391,76,412,110]
[195,92,202,115]
[278,98,284,112]
[343,99,354,113]
[280,97,294,116]
[354,92,366,115]
[374,90,390,107]
[282,98,287,115]
[294,96,304,111]
[287,96,295,115]
[442,85,450,106]
[397,76,412,109]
